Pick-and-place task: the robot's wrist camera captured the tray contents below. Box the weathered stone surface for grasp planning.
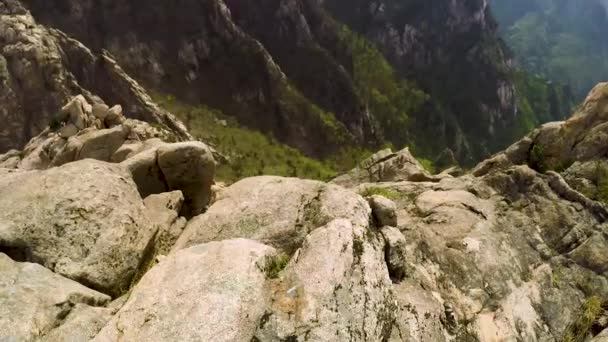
[368,195,398,227]
[39,305,115,342]
[174,176,370,254]
[380,226,407,282]
[144,191,187,257]
[0,253,111,341]
[0,159,154,296]
[0,3,190,153]
[473,83,608,176]
[332,147,441,187]
[93,239,275,341]
[157,142,216,217]
[253,219,395,341]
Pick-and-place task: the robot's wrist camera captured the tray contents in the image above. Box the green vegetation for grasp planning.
[416,158,436,174]
[359,187,403,201]
[586,161,608,204]
[338,25,429,145]
[155,94,345,183]
[528,144,548,173]
[562,296,608,342]
[263,254,290,279]
[514,69,573,132]
[493,0,608,100]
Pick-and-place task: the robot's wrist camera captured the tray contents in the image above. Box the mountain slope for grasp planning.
[491,0,608,100]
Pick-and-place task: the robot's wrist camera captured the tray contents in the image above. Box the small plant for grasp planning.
[417,157,436,174]
[529,144,548,173]
[48,116,63,131]
[562,296,608,342]
[263,254,290,279]
[359,186,403,200]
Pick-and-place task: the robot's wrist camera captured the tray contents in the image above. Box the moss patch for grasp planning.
[263,254,291,279]
[562,296,608,342]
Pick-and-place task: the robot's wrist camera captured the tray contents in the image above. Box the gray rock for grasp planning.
[332,147,441,187]
[368,195,398,227]
[174,176,370,254]
[39,305,115,342]
[73,125,130,162]
[380,226,407,281]
[93,239,275,341]
[157,142,216,217]
[0,253,110,341]
[92,103,110,120]
[144,191,187,257]
[105,105,124,127]
[58,123,79,138]
[253,219,395,341]
[0,159,155,296]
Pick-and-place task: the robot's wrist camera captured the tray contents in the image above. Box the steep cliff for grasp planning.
[323,0,519,162]
[0,0,190,152]
[20,0,373,158]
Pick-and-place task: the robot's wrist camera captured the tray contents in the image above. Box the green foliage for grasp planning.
[562,296,608,342]
[416,158,436,174]
[359,187,403,201]
[277,82,351,145]
[589,161,608,204]
[528,144,548,173]
[263,254,290,279]
[338,25,429,145]
[154,93,372,183]
[48,116,62,131]
[494,0,608,100]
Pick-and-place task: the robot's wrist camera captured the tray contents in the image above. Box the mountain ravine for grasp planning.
[2,0,566,165]
[2,0,608,341]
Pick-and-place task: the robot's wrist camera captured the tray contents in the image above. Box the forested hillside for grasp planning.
[491,0,608,100]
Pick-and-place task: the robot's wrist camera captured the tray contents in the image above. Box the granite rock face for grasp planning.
[0,0,190,153]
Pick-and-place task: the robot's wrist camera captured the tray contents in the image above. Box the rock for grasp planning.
[105,104,124,127]
[332,147,440,187]
[174,176,370,254]
[39,305,115,342]
[0,159,155,296]
[92,103,110,120]
[389,281,447,341]
[58,123,79,138]
[61,95,92,130]
[253,219,395,341]
[380,226,407,282]
[143,191,187,257]
[0,149,20,168]
[73,125,130,162]
[368,195,398,227]
[157,142,216,217]
[0,253,110,341]
[111,142,143,162]
[93,239,275,341]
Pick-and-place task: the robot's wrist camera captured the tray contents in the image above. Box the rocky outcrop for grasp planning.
[332,147,443,187]
[174,176,370,254]
[0,159,155,296]
[474,82,608,177]
[0,253,111,340]
[0,0,190,153]
[94,239,275,341]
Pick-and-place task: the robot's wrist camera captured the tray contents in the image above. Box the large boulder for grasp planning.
[0,253,111,341]
[331,147,441,187]
[123,141,216,217]
[0,159,154,296]
[93,239,275,341]
[173,176,370,254]
[253,219,395,341]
